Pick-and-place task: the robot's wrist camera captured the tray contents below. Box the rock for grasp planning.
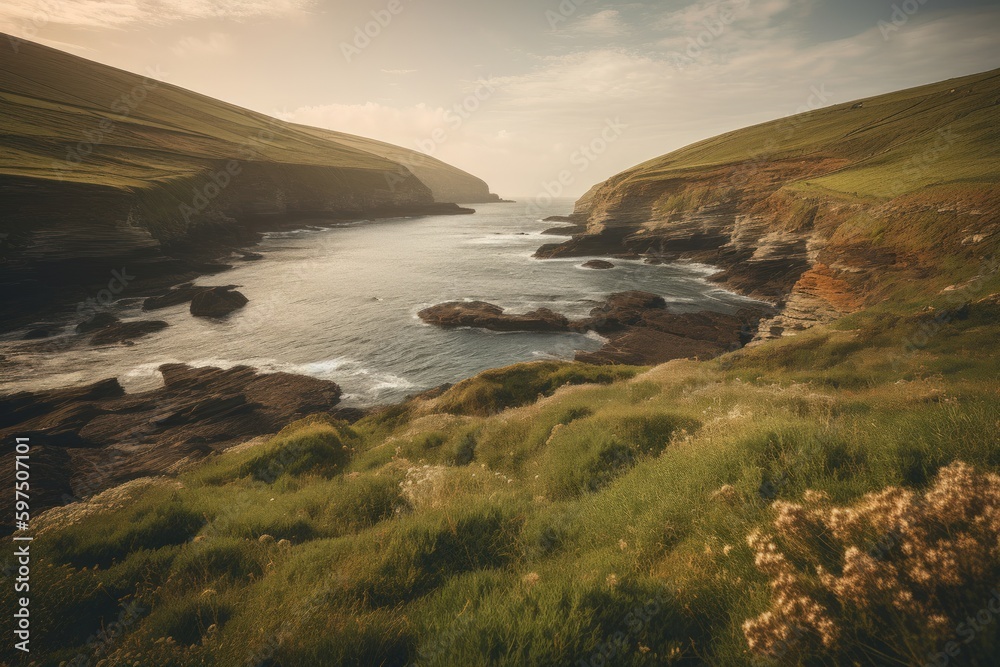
[541,225,586,236]
[239,252,264,261]
[418,301,571,332]
[580,291,667,333]
[974,292,1000,308]
[277,539,292,548]
[0,364,342,523]
[143,284,236,311]
[190,287,249,318]
[582,259,615,270]
[188,262,233,274]
[22,327,53,340]
[607,331,699,365]
[76,312,120,333]
[90,320,168,345]
[0,378,125,429]
[150,394,250,428]
[417,290,773,367]
[576,308,769,366]
[258,534,275,544]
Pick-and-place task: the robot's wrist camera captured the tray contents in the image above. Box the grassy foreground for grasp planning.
[3,267,999,665]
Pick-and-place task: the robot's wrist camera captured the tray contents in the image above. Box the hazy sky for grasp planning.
[3,0,999,197]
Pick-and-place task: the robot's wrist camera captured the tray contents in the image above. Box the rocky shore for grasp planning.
[419,290,774,366]
[0,203,476,335]
[0,364,350,527]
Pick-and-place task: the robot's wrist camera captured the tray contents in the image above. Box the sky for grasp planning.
[3,0,999,198]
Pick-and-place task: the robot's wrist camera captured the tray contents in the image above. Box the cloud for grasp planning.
[563,9,625,36]
[274,4,1000,198]
[171,33,233,57]
[0,0,313,32]
[654,0,812,35]
[380,69,418,75]
[481,6,1000,195]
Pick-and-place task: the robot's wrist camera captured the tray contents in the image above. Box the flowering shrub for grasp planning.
[744,462,1000,664]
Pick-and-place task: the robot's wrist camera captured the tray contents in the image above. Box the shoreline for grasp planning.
[0,203,477,336]
[0,206,773,516]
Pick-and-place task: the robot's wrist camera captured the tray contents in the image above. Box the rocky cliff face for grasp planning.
[538,70,1000,342]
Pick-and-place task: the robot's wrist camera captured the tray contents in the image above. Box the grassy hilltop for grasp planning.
[0,35,496,203]
[2,72,1000,666]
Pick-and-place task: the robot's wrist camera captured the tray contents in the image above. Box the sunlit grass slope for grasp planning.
[6,265,1000,665]
[616,69,1000,199]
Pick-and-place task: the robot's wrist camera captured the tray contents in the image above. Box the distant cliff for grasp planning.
[538,69,1000,342]
[0,35,498,314]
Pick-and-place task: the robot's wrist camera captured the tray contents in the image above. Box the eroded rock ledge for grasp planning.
[419,291,774,366]
[0,364,348,525]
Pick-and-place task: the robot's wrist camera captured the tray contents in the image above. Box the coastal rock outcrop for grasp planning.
[582,260,615,270]
[418,302,571,332]
[143,284,226,311]
[190,287,249,317]
[419,290,774,366]
[89,320,169,345]
[0,364,345,521]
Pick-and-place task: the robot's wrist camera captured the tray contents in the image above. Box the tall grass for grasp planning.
[5,290,1000,666]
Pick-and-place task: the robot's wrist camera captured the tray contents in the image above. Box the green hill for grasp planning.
[541,69,1000,340]
[0,34,497,201]
[0,35,498,314]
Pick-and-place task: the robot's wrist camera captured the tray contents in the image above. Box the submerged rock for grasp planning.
[76,312,120,333]
[190,287,249,318]
[90,320,168,345]
[22,327,53,340]
[144,283,238,311]
[582,259,615,270]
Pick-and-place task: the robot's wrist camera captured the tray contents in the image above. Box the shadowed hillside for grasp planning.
[0,35,499,316]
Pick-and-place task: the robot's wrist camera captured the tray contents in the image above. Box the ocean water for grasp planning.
[0,199,757,405]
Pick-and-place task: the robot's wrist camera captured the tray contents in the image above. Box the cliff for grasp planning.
[538,69,1000,341]
[0,35,498,315]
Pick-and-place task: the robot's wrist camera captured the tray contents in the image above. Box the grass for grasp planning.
[4,270,999,665]
[625,69,1000,200]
